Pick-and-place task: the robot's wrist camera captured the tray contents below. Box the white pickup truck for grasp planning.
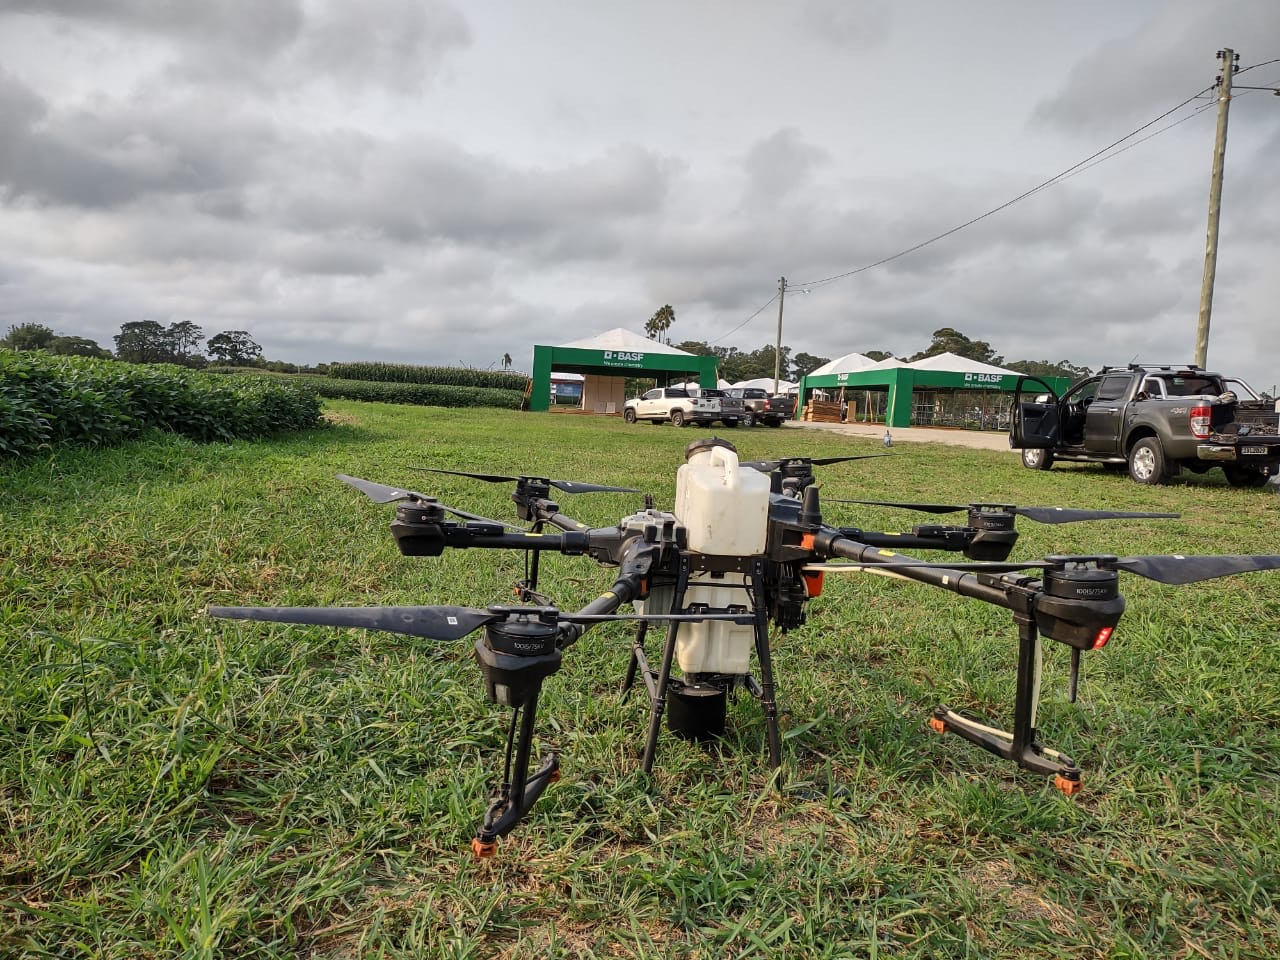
[622,387,742,428]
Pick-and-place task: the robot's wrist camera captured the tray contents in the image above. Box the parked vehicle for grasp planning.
[688,388,744,428]
[724,387,790,427]
[1010,364,1280,486]
[623,387,724,427]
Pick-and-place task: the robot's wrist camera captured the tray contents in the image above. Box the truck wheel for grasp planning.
[671,410,686,427]
[1021,448,1053,471]
[765,419,783,428]
[1223,465,1270,488]
[722,419,738,428]
[742,411,756,428]
[1128,438,1167,485]
[623,408,637,424]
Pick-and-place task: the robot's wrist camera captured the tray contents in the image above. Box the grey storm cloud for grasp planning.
[272,137,673,251]
[1034,1,1280,134]
[1,2,1276,383]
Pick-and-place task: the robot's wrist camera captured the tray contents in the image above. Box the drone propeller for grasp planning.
[813,554,1280,586]
[826,499,1180,525]
[336,474,519,527]
[740,454,890,473]
[418,468,639,495]
[209,604,499,641]
[209,603,758,641]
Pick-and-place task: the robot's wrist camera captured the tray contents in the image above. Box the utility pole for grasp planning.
[773,276,786,393]
[1195,47,1238,369]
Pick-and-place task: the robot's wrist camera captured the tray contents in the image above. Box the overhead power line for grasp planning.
[790,84,1217,290]
[709,292,777,345]
[707,57,1277,346]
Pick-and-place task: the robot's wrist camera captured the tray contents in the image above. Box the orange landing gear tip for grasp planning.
[471,838,497,858]
[927,716,948,735]
[1053,774,1082,796]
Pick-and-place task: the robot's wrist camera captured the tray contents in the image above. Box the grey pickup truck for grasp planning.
[724,387,791,427]
[1010,363,1280,486]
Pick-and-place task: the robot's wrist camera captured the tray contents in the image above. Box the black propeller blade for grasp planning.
[338,473,430,503]
[1108,554,1280,585]
[826,499,1179,525]
[741,454,890,473]
[209,604,498,641]
[336,474,519,527]
[419,468,639,495]
[816,554,1280,586]
[209,605,760,639]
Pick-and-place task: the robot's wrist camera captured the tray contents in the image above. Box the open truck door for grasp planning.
[1009,376,1062,449]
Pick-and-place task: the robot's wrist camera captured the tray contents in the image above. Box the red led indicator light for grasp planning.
[1092,627,1114,649]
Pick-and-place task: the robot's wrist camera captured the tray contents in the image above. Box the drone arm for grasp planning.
[813,528,1016,611]
[556,538,660,649]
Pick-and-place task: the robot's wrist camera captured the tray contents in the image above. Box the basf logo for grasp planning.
[602,350,645,368]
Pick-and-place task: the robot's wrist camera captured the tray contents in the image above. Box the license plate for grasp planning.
[1241,446,1266,456]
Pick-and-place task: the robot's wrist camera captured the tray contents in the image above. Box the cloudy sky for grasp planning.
[2,1,1278,388]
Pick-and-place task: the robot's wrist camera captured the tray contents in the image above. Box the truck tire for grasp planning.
[721,419,738,428]
[765,419,783,428]
[623,408,637,424]
[1021,448,1053,471]
[1128,438,1167,485]
[1223,465,1270,488]
[742,410,756,428]
[671,410,686,427]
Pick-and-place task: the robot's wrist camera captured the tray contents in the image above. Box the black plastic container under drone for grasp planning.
[666,678,728,742]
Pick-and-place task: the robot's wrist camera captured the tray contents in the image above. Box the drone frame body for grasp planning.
[210,452,1280,855]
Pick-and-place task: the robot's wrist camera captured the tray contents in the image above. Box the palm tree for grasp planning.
[645,304,676,342]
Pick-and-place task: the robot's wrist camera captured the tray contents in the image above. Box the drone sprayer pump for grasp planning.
[209,446,1280,857]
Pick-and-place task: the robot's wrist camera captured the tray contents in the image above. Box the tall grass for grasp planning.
[2,403,1278,958]
[327,361,528,391]
[0,350,324,457]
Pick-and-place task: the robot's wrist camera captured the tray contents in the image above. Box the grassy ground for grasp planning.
[3,402,1279,959]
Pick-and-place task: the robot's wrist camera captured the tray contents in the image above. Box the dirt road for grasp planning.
[784,419,1015,452]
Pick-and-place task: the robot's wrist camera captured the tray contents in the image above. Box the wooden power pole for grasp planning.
[773,276,786,393]
[1195,47,1237,368]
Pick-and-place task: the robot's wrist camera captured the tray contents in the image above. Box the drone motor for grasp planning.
[475,609,563,708]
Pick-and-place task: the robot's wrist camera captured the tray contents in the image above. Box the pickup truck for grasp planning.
[1010,364,1280,486]
[724,387,791,427]
[623,387,742,428]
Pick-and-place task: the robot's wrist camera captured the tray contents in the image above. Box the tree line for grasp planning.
[646,305,1092,383]
[0,321,295,369]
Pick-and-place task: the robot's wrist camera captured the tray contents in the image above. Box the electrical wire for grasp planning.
[705,57,1277,344]
[790,84,1217,290]
[708,291,778,345]
[1051,99,1217,185]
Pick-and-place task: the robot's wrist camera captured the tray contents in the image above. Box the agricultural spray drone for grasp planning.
[210,438,1280,857]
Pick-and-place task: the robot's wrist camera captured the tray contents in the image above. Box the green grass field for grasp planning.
[3,402,1279,959]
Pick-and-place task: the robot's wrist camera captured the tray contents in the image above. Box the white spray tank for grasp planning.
[668,438,772,675]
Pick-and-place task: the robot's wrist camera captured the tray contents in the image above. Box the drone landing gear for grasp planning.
[928,612,1082,796]
[472,693,561,857]
[470,613,564,858]
[624,557,783,774]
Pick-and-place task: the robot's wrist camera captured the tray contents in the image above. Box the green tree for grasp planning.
[674,339,712,356]
[47,336,111,358]
[792,352,830,377]
[207,330,263,365]
[908,327,1003,365]
[645,304,676,342]
[1,323,57,351]
[1003,359,1092,381]
[114,321,172,363]
[864,350,895,362]
[167,321,205,365]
